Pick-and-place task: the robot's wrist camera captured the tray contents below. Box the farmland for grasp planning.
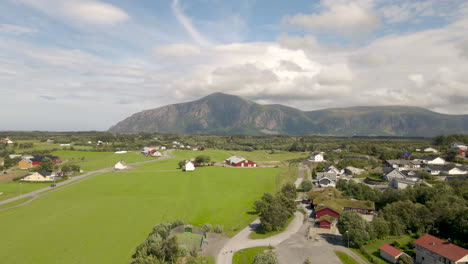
[0,154,282,264]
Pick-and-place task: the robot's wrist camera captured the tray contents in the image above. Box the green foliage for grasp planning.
[252,253,279,264]
[301,180,313,192]
[34,157,55,172]
[201,224,212,233]
[397,254,413,264]
[336,180,381,202]
[194,155,211,165]
[303,258,312,264]
[371,217,390,239]
[337,211,372,247]
[254,187,296,233]
[334,251,361,264]
[213,225,223,233]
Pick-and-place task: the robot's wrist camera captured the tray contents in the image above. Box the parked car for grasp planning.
[50,184,57,187]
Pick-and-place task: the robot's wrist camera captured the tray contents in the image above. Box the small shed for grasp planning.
[379,243,404,264]
[184,161,195,171]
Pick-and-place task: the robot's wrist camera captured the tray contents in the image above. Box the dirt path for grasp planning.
[0,150,174,210]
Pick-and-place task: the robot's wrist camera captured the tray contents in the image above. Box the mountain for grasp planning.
[108,93,468,136]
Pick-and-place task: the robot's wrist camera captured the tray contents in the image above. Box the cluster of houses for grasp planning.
[378,234,468,264]
[315,165,366,188]
[141,147,163,157]
[170,141,208,151]
[309,188,375,230]
[383,143,468,189]
[17,155,61,169]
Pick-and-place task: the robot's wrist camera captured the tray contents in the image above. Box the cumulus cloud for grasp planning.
[0,24,36,35]
[15,0,129,26]
[283,0,380,37]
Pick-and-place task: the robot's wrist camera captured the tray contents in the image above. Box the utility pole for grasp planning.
[346,230,349,248]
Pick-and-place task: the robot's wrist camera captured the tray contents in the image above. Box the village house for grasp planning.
[46,138,55,143]
[426,165,467,175]
[183,161,195,171]
[160,146,166,150]
[151,151,162,157]
[385,169,422,189]
[18,158,33,169]
[30,156,61,165]
[345,166,366,176]
[314,207,340,219]
[1,138,14,144]
[422,147,439,153]
[21,171,57,182]
[379,244,407,264]
[414,234,468,264]
[225,156,257,167]
[114,161,128,170]
[9,154,22,159]
[451,142,467,151]
[454,148,466,158]
[317,172,338,187]
[384,160,422,171]
[325,165,345,175]
[416,156,446,165]
[308,151,325,162]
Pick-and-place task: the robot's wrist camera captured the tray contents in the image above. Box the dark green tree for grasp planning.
[252,253,279,264]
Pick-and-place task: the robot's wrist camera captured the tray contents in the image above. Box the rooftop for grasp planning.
[379,243,403,258]
[414,234,468,262]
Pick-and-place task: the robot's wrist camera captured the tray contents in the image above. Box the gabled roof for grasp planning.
[226,156,246,164]
[418,155,442,161]
[414,234,468,262]
[379,244,403,258]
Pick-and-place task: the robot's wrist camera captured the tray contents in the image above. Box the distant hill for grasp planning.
[108,93,468,136]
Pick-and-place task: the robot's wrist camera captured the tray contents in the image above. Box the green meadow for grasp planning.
[0,158,283,264]
[0,182,50,201]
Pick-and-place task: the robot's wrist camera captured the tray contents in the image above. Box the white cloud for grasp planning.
[408,74,425,87]
[15,0,129,26]
[283,0,380,37]
[153,44,202,58]
[172,0,211,46]
[0,24,36,35]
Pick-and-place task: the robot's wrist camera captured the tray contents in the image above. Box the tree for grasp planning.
[194,155,210,165]
[35,157,55,172]
[301,180,313,192]
[337,211,372,247]
[397,254,413,264]
[178,160,186,169]
[371,217,390,239]
[303,258,312,264]
[252,253,279,264]
[281,183,296,199]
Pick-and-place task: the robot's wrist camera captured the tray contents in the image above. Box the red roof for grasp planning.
[379,244,403,258]
[414,234,468,262]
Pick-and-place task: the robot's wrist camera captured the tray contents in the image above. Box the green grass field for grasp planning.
[13,140,94,154]
[232,246,272,264]
[0,182,50,201]
[227,150,309,162]
[52,150,156,171]
[0,164,281,264]
[335,251,360,264]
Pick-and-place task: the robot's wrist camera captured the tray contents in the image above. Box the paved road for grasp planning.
[0,150,173,209]
[216,165,308,264]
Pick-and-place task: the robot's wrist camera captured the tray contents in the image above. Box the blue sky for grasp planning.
[1,0,468,131]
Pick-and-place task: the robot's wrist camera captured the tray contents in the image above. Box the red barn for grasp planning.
[225,156,257,167]
[31,156,61,165]
[319,219,332,229]
[314,207,340,219]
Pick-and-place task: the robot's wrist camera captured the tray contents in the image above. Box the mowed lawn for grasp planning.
[0,182,50,201]
[0,166,280,264]
[52,150,156,171]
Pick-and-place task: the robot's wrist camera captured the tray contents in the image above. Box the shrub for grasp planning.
[202,224,212,233]
[213,225,223,233]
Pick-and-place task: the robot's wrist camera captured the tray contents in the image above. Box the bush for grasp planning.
[213,225,223,233]
[171,219,184,228]
[301,180,313,192]
[202,224,212,233]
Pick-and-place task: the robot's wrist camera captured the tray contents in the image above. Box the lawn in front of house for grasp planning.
[353,235,414,264]
[0,181,51,201]
[233,246,272,264]
[0,165,281,264]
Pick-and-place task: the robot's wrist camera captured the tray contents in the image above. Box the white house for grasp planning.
[151,151,162,157]
[9,154,22,159]
[416,156,446,165]
[384,169,406,181]
[60,144,71,147]
[451,142,467,151]
[447,167,467,175]
[317,172,337,187]
[184,161,195,171]
[325,165,344,175]
[21,172,56,182]
[309,152,325,162]
[115,151,128,154]
[423,147,439,153]
[114,161,128,170]
[160,146,166,150]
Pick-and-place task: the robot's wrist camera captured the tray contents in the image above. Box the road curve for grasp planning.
[216,165,307,264]
[0,150,173,209]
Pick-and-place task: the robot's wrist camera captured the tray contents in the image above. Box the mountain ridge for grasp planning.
[108,93,468,136]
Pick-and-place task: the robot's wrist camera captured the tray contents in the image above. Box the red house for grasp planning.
[456,148,466,158]
[225,156,257,167]
[414,234,468,264]
[314,207,340,219]
[31,156,61,165]
[319,219,332,229]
